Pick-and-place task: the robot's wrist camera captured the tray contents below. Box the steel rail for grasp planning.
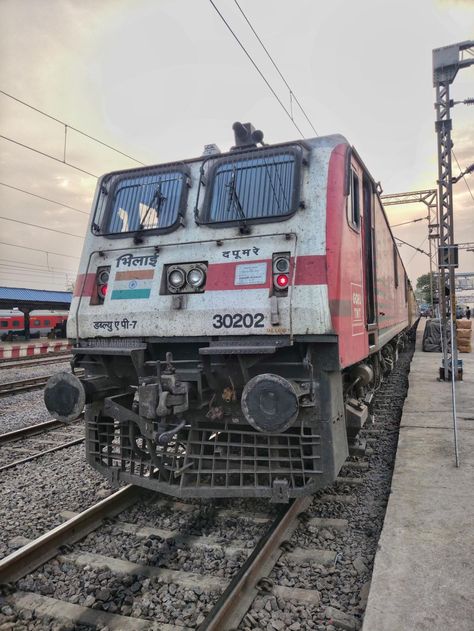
[0,414,84,446]
[0,438,84,473]
[0,369,83,396]
[0,419,67,445]
[0,375,49,396]
[198,495,312,631]
[0,354,72,370]
[0,485,144,585]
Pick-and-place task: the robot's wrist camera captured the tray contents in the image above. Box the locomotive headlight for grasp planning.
[98,270,109,285]
[274,257,289,273]
[92,265,111,305]
[168,268,186,289]
[187,267,205,288]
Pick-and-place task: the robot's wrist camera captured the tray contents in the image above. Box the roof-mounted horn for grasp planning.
[231,122,264,150]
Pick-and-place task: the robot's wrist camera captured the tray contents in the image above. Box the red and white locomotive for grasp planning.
[45,124,417,502]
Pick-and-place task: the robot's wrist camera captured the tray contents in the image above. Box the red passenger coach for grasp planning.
[45,123,417,502]
[0,311,68,340]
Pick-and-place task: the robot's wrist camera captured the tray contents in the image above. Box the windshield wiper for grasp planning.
[225,170,247,223]
[139,183,167,230]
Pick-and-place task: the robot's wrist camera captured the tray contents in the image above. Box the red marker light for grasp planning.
[100,284,108,297]
[276,274,289,288]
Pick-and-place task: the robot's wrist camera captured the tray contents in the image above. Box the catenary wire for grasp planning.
[0,182,89,216]
[0,134,98,178]
[233,0,318,136]
[0,215,83,238]
[0,268,75,280]
[0,258,77,271]
[395,236,430,257]
[452,149,474,203]
[391,216,428,228]
[208,0,305,138]
[407,236,428,264]
[0,262,77,275]
[0,241,80,259]
[0,89,146,166]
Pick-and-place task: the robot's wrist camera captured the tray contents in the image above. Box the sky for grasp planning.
[0,0,473,296]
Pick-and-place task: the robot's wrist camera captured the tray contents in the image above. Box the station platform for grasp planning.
[363,319,474,631]
[0,339,71,360]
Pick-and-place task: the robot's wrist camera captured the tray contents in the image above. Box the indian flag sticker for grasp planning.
[111,269,154,300]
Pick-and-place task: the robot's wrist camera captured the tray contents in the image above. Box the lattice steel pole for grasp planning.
[433,41,474,381]
[434,76,454,380]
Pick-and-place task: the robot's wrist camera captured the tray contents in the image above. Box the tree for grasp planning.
[416,272,436,303]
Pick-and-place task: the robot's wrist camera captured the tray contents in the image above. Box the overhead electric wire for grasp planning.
[0,215,84,238]
[0,258,77,271]
[233,0,318,136]
[0,89,146,166]
[208,0,305,138]
[0,134,98,178]
[452,149,474,203]
[0,241,80,259]
[395,236,429,257]
[0,240,80,259]
[1,268,74,279]
[391,216,427,228]
[0,182,89,216]
[407,236,428,264]
[0,262,77,275]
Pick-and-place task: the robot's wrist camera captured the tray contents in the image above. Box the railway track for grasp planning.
[0,341,414,630]
[0,417,84,472]
[0,353,72,370]
[0,487,347,630]
[0,375,50,396]
[0,368,83,397]
[0,468,365,630]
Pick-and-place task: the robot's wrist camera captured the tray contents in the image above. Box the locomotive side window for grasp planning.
[97,166,190,237]
[1,321,7,328]
[347,168,360,231]
[12,320,20,327]
[202,148,301,224]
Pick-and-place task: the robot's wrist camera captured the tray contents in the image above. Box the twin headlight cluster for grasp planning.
[166,262,207,293]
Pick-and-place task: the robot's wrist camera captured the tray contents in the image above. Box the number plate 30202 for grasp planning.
[212,313,265,329]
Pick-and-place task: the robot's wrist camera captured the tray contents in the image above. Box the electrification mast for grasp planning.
[433,40,474,380]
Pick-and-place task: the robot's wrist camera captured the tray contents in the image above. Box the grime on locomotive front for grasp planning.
[44,123,415,502]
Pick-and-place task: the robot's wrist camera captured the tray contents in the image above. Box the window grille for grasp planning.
[200,147,301,224]
[93,165,189,237]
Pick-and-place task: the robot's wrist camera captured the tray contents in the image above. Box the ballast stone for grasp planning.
[325,605,359,631]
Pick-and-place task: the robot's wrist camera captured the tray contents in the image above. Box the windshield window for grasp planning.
[203,149,300,224]
[102,170,187,235]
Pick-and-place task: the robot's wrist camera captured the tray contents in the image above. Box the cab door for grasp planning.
[363,175,377,344]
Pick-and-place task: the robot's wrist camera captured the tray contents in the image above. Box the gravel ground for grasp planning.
[0,362,72,434]
[0,390,53,435]
[0,443,113,560]
[0,421,84,468]
[0,390,52,434]
[0,360,71,386]
[118,496,274,538]
[16,561,220,628]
